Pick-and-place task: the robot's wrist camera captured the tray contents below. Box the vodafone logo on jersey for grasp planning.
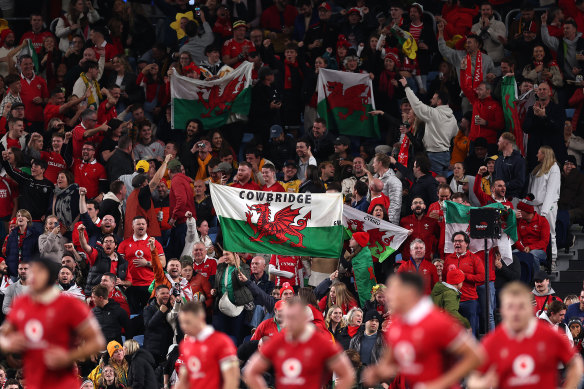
[135,250,144,259]
[281,358,304,385]
[393,341,421,374]
[187,356,205,379]
[509,354,539,386]
[24,319,44,342]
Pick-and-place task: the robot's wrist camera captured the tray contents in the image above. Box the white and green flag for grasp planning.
[317,68,380,138]
[443,201,518,262]
[210,184,344,257]
[171,62,252,129]
[342,206,409,262]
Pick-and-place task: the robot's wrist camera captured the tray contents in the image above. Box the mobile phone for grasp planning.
[189,0,195,4]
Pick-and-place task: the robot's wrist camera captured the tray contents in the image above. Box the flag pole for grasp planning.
[484,238,490,335]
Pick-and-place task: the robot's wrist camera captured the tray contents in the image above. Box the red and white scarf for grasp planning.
[398,131,412,166]
[466,51,483,88]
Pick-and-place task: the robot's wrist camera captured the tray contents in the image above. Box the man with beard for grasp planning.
[143,284,175,365]
[229,162,261,190]
[118,216,166,314]
[2,262,28,315]
[399,198,440,262]
[76,187,117,247]
[100,273,130,316]
[78,228,131,296]
[56,266,85,301]
[150,240,194,301]
[341,156,369,197]
[0,29,17,78]
[279,160,302,193]
[72,142,107,200]
[474,166,513,208]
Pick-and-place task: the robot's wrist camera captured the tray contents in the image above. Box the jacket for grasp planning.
[86,245,129,295]
[180,22,214,64]
[214,262,252,307]
[169,172,196,224]
[5,226,41,277]
[560,169,584,211]
[493,150,526,199]
[308,131,336,163]
[470,18,506,62]
[438,39,498,85]
[349,330,385,365]
[532,287,562,316]
[528,163,561,217]
[375,168,402,225]
[126,349,158,389]
[443,251,485,302]
[431,282,470,328]
[494,256,521,290]
[523,102,567,172]
[143,299,175,360]
[541,25,584,80]
[250,272,275,296]
[516,213,550,252]
[405,87,458,153]
[397,258,439,295]
[106,149,134,181]
[93,299,130,344]
[398,216,440,263]
[38,231,65,261]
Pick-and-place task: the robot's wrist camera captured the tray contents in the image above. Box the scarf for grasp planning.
[195,153,212,180]
[284,60,301,90]
[465,51,483,88]
[348,325,360,337]
[165,273,194,301]
[52,183,79,230]
[222,265,237,304]
[80,72,102,109]
[398,131,412,166]
[379,69,397,96]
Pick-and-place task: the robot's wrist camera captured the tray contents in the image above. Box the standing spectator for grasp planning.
[125,340,157,389]
[91,284,130,345]
[19,13,53,54]
[443,231,485,336]
[309,119,335,163]
[72,109,109,160]
[401,78,458,176]
[366,153,402,224]
[38,215,64,260]
[470,2,507,63]
[0,110,25,150]
[341,156,369,197]
[523,81,567,172]
[493,132,526,200]
[351,181,370,212]
[303,2,338,59]
[394,155,439,208]
[266,125,296,170]
[558,156,584,250]
[180,11,214,64]
[55,0,100,52]
[398,239,439,295]
[296,138,317,182]
[527,146,561,268]
[27,131,72,184]
[260,0,298,37]
[274,43,306,128]
[72,58,106,110]
[400,200,440,262]
[49,170,80,233]
[73,142,107,200]
[97,86,120,124]
[18,55,48,133]
[249,256,274,295]
[1,262,28,314]
[261,163,285,192]
[222,20,256,68]
[106,135,134,181]
[167,159,196,259]
[249,67,281,146]
[191,242,217,283]
[133,120,165,162]
[269,254,303,289]
[143,284,175,365]
[541,16,584,83]
[0,76,22,117]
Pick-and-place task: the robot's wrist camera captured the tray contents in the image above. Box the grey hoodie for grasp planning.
[541,25,583,79]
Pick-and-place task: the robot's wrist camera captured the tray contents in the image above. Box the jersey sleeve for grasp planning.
[155,240,165,257]
[435,311,467,351]
[476,332,497,373]
[318,331,343,363]
[552,327,577,365]
[67,296,92,329]
[251,321,266,341]
[258,332,280,362]
[216,333,237,366]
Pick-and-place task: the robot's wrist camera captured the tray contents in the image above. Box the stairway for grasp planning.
[552,226,584,298]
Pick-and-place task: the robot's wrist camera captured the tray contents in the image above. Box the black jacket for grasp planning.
[495,256,521,290]
[523,102,567,172]
[309,131,335,163]
[143,300,175,361]
[250,272,275,296]
[249,82,281,143]
[106,149,134,182]
[395,162,438,209]
[266,136,297,170]
[92,300,130,344]
[85,246,129,295]
[560,169,584,211]
[493,150,526,199]
[127,349,158,389]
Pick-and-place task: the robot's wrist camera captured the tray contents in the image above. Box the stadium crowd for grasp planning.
[1,0,584,388]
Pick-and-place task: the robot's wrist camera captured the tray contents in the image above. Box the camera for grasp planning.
[197,142,205,148]
[172,289,181,297]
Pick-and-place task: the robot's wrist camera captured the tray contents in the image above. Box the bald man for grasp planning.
[250,256,274,295]
[368,178,390,214]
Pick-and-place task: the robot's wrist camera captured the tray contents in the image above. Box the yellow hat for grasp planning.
[107,341,122,357]
[136,160,150,173]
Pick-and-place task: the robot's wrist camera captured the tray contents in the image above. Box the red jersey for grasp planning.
[516,213,550,252]
[251,318,281,340]
[43,103,64,130]
[259,325,342,389]
[385,298,468,387]
[72,124,104,160]
[399,215,440,262]
[6,293,95,389]
[110,288,130,316]
[193,257,217,279]
[72,159,106,199]
[479,319,575,389]
[397,259,439,295]
[6,136,21,149]
[40,150,67,184]
[0,176,15,218]
[20,31,53,54]
[97,100,117,124]
[443,251,485,301]
[221,38,256,68]
[179,326,238,388]
[117,235,164,286]
[269,255,302,286]
[230,180,261,190]
[427,201,446,258]
[20,75,49,122]
[262,182,285,192]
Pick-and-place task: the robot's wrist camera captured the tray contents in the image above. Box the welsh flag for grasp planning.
[171,62,252,129]
[20,39,39,74]
[209,184,344,257]
[352,246,377,307]
[443,201,518,262]
[342,206,409,262]
[501,75,524,154]
[317,68,380,138]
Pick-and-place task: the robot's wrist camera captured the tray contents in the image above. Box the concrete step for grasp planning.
[568,260,584,270]
[552,281,582,299]
[558,270,584,282]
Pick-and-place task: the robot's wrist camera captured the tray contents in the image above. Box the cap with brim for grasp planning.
[167,158,182,171]
[318,2,331,11]
[11,102,24,109]
[270,125,283,139]
[487,155,498,161]
[534,270,549,282]
[131,173,148,188]
[283,160,298,168]
[135,160,150,173]
[213,162,233,173]
[334,136,350,146]
[233,20,248,29]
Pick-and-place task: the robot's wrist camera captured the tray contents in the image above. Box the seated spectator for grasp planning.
[57,266,85,301]
[541,17,583,83]
[431,268,470,328]
[299,165,325,193]
[73,142,108,200]
[336,307,363,350]
[230,162,261,190]
[464,137,489,177]
[325,305,347,339]
[400,199,440,262]
[251,299,286,341]
[249,256,274,295]
[100,180,125,229]
[514,198,550,270]
[349,310,384,366]
[309,119,335,163]
[133,120,165,162]
[72,109,109,160]
[261,163,284,192]
[315,273,358,316]
[532,270,563,316]
[367,178,389,215]
[351,180,369,212]
[279,160,301,193]
[191,242,217,283]
[522,45,563,88]
[538,300,572,342]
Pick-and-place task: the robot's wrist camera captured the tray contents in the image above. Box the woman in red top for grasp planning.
[136,63,167,121]
[318,281,358,317]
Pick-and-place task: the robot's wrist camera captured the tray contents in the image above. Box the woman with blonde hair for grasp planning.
[38,214,65,260]
[325,305,347,338]
[363,284,387,318]
[336,307,364,350]
[528,145,561,270]
[125,339,157,389]
[317,279,358,316]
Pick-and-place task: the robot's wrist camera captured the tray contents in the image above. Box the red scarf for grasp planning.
[379,70,397,96]
[348,325,360,337]
[398,130,413,166]
[284,60,300,90]
[466,51,483,88]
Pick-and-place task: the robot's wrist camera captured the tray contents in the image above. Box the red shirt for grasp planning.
[110,289,130,316]
[427,201,446,258]
[398,259,439,295]
[179,326,237,388]
[93,43,119,62]
[20,75,49,122]
[72,159,107,199]
[262,182,285,192]
[260,5,298,32]
[516,213,550,252]
[6,136,21,149]
[443,251,485,301]
[259,325,342,389]
[251,317,280,340]
[221,38,256,68]
[399,215,440,262]
[385,298,468,387]
[20,31,53,54]
[479,319,575,389]
[193,257,217,280]
[40,150,67,184]
[0,176,15,218]
[43,103,64,130]
[117,235,164,286]
[6,294,94,389]
[97,100,117,124]
[230,180,261,190]
[367,193,390,214]
[269,255,302,286]
[72,124,104,160]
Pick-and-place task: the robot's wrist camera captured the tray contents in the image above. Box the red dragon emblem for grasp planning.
[196,75,247,118]
[324,81,369,121]
[245,203,312,247]
[345,219,394,255]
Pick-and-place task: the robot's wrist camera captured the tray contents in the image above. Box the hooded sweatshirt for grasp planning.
[541,25,584,80]
[405,87,458,153]
[532,286,562,316]
[431,281,470,328]
[169,172,196,224]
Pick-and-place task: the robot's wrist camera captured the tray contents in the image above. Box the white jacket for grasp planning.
[405,88,458,153]
[376,168,402,225]
[528,163,561,216]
